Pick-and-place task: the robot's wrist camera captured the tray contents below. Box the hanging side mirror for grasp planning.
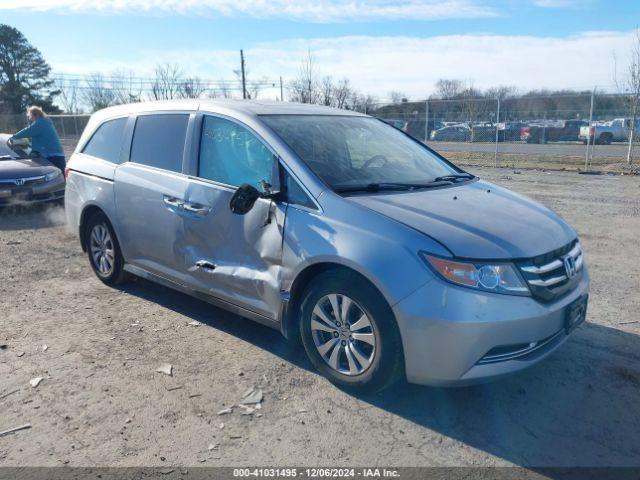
[230,184,262,215]
[229,183,282,215]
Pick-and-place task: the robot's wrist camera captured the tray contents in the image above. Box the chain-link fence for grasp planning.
[0,113,91,140]
[1,93,638,171]
[370,93,639,172]
[0,113,90,157]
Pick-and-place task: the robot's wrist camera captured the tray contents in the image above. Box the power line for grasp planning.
[52,72,282,89]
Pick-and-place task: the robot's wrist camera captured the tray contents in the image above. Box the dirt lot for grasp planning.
[1,167,639,468]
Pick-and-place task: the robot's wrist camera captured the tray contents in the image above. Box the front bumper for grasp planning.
[0,177,65,205]
[393,266,590,386]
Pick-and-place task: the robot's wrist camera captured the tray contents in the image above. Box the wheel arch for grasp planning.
[281,261,397,343]
[79,204,115,253]
[599,132,613,144]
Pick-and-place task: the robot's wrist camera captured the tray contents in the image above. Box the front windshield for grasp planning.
[0,135,31,159]
[260,115,460,190]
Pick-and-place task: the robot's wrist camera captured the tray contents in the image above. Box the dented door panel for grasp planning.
[181,179,286,320]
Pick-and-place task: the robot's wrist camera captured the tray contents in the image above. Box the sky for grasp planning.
[0,0,638,101]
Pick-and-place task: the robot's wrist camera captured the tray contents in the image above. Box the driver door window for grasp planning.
[199,116,275,188]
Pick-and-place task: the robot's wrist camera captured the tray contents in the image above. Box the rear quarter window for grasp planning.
[82,117,127,163]
[130,114,189,173]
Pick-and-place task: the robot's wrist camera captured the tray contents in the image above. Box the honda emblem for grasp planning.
[14,178,25,186]
[563,255,577,279]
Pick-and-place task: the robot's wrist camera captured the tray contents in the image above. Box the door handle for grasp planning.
[163,195,183,209]
[194,260,216,272]
[183,202,211,216]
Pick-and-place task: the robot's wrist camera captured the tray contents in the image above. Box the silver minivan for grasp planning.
[65,100,589,391]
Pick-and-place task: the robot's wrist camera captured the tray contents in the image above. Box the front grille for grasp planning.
[0,175,46,187]
[517,240,584,302]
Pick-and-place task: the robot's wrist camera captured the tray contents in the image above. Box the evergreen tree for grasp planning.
[0,24,60,114]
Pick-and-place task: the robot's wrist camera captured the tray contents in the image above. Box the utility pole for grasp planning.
[494,97,500,167]
[584,88,595,171]
[240,49,247,100]
[424,99,429,143]
[280,76,284,102]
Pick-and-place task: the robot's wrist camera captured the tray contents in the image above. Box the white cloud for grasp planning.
[531,0,581,7]
[0,0,499,22]
[49,30,634,100]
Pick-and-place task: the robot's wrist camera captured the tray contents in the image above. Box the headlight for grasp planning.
[44,170,61,182]
[421,253,530,296]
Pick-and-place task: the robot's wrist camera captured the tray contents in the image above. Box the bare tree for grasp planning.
[320,76,335,106]
[248,77,270,100]
[179,77,206,99]
[485,85,518,101]
[434,79,464,99]
[349,92,377,113]
[615,29,640,165]
[389,91,408,103]
[151,63,182,100]
[232,65,264,100]
[216,80,233,99]
[56,77,80,113]
[111,70,142,104]
[83,73,116,112]
[289,50,320,104]
[333,78,352,109]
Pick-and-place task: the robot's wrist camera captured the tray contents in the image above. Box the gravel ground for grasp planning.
[0,167,639,468]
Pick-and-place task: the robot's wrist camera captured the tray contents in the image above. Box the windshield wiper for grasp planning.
[433,173,475,182]
[334,181,452,193]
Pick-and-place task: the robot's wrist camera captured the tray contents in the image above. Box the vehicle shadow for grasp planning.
[0,201,66,230]
[118,278,640,468]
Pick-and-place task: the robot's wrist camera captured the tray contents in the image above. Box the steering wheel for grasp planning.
[362,154,389,168]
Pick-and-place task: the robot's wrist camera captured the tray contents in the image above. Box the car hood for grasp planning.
[347,179,576,259]
[0,158,57,178]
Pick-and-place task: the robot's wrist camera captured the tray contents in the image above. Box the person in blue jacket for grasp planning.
[7,106,65,172]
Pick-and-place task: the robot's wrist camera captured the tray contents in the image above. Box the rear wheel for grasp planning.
[299,270,404,392]
[85,213,129,285]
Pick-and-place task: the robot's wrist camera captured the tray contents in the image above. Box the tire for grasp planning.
[598,133,612,145]
[299,270,404,393]
[85,212,130,285]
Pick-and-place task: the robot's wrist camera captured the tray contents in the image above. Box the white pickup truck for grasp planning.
[579,118,640,145]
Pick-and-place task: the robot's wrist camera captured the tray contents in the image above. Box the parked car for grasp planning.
[470,124,497,143]
[381,118,406,130]
[430,124,471,142]
[66,100,589,391]
[404,119,443,142]
[578,118,640,145]
[521,120,587,143]
[0,133,65,206]
[498,122,528,142]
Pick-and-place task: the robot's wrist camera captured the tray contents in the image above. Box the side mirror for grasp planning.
[230,183,283,215]
[230,184,262,215]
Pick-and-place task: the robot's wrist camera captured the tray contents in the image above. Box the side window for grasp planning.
[82,118,127,163]
[198,116,275,188]
[130,114,189,173]
[283,169,316,209]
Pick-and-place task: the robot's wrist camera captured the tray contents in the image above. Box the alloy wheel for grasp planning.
[310,293,376,376]
[89,223,115,276]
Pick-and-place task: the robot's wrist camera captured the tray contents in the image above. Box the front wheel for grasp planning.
[299,270,404,392]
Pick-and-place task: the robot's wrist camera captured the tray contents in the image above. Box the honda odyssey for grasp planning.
[65,100,589,391]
